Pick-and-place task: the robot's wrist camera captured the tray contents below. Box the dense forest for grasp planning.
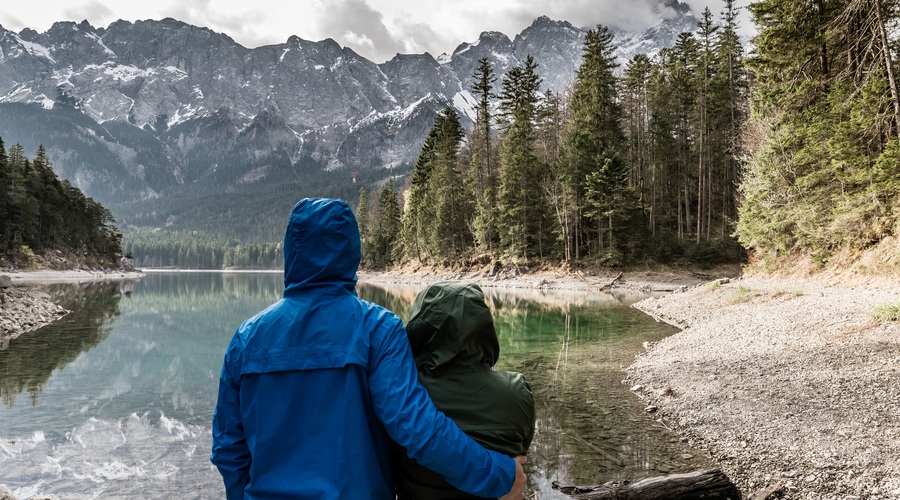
[0,137,124,269]
[358,0,900,272]
[360,2,749,269]
[737,0,900,266]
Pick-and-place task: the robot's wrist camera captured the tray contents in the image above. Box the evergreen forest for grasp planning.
[0,137,124,268]
[362,3,751,270]
[359,0,900,272]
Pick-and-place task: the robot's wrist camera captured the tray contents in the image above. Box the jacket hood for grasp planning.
[406,281,499,373]
[283,198,360,293]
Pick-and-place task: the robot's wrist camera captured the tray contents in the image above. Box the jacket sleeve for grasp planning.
[368,318,516,498]
[210,338,251,500]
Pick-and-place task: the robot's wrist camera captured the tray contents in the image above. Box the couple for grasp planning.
[210,198,536,499]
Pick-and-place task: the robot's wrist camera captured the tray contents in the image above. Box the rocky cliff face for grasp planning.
[0,3,698,206]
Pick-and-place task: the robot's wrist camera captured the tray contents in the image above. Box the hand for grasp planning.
[498,456,527,500]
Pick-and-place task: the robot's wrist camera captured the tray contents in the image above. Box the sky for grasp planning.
[0,0,755,63]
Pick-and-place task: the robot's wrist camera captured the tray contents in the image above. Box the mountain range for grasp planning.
[0,1,698,237]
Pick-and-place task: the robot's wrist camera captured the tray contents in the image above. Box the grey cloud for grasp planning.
[311,0,406,62]
[163,0,272,47]
[0,12,27,30]
[63,1,115,24]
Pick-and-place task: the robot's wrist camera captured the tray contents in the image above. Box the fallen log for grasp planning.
[552,469,741,500]
[598,272,623,291]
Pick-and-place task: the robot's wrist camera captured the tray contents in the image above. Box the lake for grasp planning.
[0,272,711,498]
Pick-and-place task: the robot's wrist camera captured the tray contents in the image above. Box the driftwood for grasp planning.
[552,469,741,500]
[598,272,623,291]
[748,481,785,500]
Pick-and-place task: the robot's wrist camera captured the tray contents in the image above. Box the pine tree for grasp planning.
[428,108,470,256]
[372,180,401,268]
[470,58,499,253]
[558,25,630,260]
[497,55,549,261]
[713,0,748,239]
[401,128,437,262]
[357,187,370,267]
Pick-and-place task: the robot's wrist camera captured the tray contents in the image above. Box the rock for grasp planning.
[0,275,12,288]
[0,485,17,500]
[645,405,659,413]
[630,384,644,392]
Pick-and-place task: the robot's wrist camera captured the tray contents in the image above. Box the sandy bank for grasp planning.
[626,275,900,499]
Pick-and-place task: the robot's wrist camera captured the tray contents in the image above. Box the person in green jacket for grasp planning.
[392,280,536,500]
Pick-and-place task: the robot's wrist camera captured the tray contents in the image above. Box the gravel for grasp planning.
[626,276,900,499]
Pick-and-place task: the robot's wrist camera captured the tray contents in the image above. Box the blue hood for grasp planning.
[283,198,360,294]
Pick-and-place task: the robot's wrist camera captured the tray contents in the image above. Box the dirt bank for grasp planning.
[626,275,900,499]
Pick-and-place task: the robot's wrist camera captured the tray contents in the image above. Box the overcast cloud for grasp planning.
[0,0,754,63]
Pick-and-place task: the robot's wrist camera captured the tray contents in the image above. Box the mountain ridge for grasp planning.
[0,3,699,219]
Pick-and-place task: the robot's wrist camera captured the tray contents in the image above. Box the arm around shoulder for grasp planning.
[367,318,518,498]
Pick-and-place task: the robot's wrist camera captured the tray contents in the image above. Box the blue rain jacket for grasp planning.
[210,198,515,499]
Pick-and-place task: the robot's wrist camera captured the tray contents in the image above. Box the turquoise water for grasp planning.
[0,272,709,498]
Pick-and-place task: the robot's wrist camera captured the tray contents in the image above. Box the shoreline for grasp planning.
[3,265,896,498]
[626,274,900,499]
[0,269,143,348]
[4,269,144,284]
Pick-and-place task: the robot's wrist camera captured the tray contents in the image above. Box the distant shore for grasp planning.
[4,268,144,284]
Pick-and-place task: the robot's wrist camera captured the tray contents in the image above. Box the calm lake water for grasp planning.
[0,272,710,499]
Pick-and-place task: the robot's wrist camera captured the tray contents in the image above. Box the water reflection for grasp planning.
[0,274,709,499]
[0,282,125,408]
[358,280,712,491]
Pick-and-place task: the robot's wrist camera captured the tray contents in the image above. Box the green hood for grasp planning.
[406,281,499,373]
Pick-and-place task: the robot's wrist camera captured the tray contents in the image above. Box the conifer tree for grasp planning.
[372,180,401,268]
[558,25,629,259]
[738,0,900,261]
[357,187,370,267]
[428,108,470,256]
[497,55,549,261]
[401,127,438,262]
[470,58,499,253]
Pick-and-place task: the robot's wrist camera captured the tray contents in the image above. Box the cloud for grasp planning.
[0,12,27,31]
[62,1,114,25]
[309,0,407,61]
[163,0,271,47]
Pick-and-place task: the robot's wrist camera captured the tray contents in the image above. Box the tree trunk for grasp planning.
[874,0,900,140]
[554,469,741,500]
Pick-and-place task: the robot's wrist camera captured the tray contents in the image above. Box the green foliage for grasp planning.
[870,301,900,322]
[0,137,123,268]
[369,180,401,268]
[729,285,757,304]
[124,232,281,269]
[401,109,470,262]
[470,58,500,254]
[738,0,900,263]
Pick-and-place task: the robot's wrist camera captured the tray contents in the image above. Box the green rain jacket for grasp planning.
[392,281,536,500]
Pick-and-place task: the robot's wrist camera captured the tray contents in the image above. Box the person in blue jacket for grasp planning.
[210,198,526,500]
